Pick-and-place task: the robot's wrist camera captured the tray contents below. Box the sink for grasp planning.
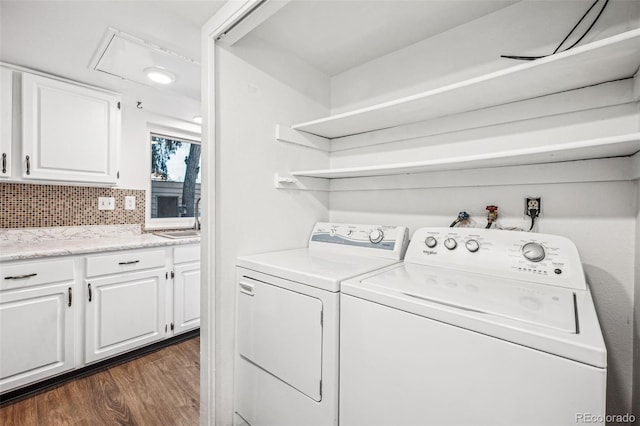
[154,230,200,239]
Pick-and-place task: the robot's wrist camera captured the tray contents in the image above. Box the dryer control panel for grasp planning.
[309,222,410,260]
[405,227,586,290]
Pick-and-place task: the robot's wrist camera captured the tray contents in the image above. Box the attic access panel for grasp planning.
[91,29,200,99]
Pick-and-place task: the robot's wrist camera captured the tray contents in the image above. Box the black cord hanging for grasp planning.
[500,0,609,61]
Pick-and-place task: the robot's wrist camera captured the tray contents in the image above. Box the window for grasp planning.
[149,132,201,223]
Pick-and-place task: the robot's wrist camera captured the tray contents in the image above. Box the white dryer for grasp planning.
[234,222,409,426]
[340,227,607,426]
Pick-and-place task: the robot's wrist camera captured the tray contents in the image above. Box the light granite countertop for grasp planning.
[0,225,200,262]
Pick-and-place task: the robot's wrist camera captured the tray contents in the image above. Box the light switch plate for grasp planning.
[98,197,115,210]
[125,196,136,210]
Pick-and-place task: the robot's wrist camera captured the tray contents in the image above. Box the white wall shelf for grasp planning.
[291,29,640,139]
[290,133,640,179]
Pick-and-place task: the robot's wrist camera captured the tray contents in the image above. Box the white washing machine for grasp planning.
[234,222,409,426]
[340,227,607,426]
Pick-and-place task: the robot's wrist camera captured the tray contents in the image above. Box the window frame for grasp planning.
[146,123,202,230]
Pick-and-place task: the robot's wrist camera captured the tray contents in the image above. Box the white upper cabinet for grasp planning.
[21,72,121,184]
[0,67,12,179]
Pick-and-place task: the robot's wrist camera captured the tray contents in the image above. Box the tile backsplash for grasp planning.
[1,183,145,228]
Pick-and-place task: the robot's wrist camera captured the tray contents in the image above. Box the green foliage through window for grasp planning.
[151,136,182,181]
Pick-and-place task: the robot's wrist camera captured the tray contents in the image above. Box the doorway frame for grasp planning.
[200,1,291,424]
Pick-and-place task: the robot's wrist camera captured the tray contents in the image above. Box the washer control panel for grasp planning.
[405,227,585,290]
[309,222,410,260]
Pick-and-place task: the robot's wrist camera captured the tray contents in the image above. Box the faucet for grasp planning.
[194,197,201,230]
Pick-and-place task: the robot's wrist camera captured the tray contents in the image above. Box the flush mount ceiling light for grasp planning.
[144,66,176,84]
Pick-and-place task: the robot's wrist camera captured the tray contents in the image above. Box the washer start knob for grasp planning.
[425,236,438,248]
[522,242,546,262]
[369,229,384,244]
[465,239,480,253]
[444,238,457,250]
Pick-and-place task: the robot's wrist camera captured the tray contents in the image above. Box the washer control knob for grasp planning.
[444,238,457,250]
[369,228,384,244]
[522,242,546,262]
[465,239,480,253]
[425,236,438,248]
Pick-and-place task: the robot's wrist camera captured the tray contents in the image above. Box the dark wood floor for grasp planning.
[0,336,200,426]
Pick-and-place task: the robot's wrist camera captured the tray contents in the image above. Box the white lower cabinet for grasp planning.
[0,259,75,393]
[173,258,201,334]
[84,248,167,363]
[0,243,201,393]
[84,268,166,364]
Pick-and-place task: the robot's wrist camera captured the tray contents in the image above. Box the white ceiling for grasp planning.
[0,0,522,99]
[0,1,225,101]
[250,0,521,76]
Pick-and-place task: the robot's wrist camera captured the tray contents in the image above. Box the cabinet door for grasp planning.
[0,282,74,392]
[21,73,120,184]
[173,262,200,334]
[0,67,12,179]
[85,269,165,363]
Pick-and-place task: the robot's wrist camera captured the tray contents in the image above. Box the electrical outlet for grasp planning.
[124,196,136,210]
[98,197,115,211]
[525,197,541,217]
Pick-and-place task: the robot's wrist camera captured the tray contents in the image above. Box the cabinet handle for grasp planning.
[4,273,37,280]
[68,287,72,307]
[118,260,140,265]
[2,153,6,174]
[25,155,30,175]
[88,283,92,302]
[239,281,254,296]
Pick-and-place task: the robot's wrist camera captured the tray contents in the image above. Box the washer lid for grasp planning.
[361,263,576,333]
[237,248,400,292]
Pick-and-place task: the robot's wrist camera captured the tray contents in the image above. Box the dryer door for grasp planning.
[237,277,323,400]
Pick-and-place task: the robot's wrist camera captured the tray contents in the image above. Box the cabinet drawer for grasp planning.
[1,259,75,290]
[86,249,165,277]
[174,245,200,264]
